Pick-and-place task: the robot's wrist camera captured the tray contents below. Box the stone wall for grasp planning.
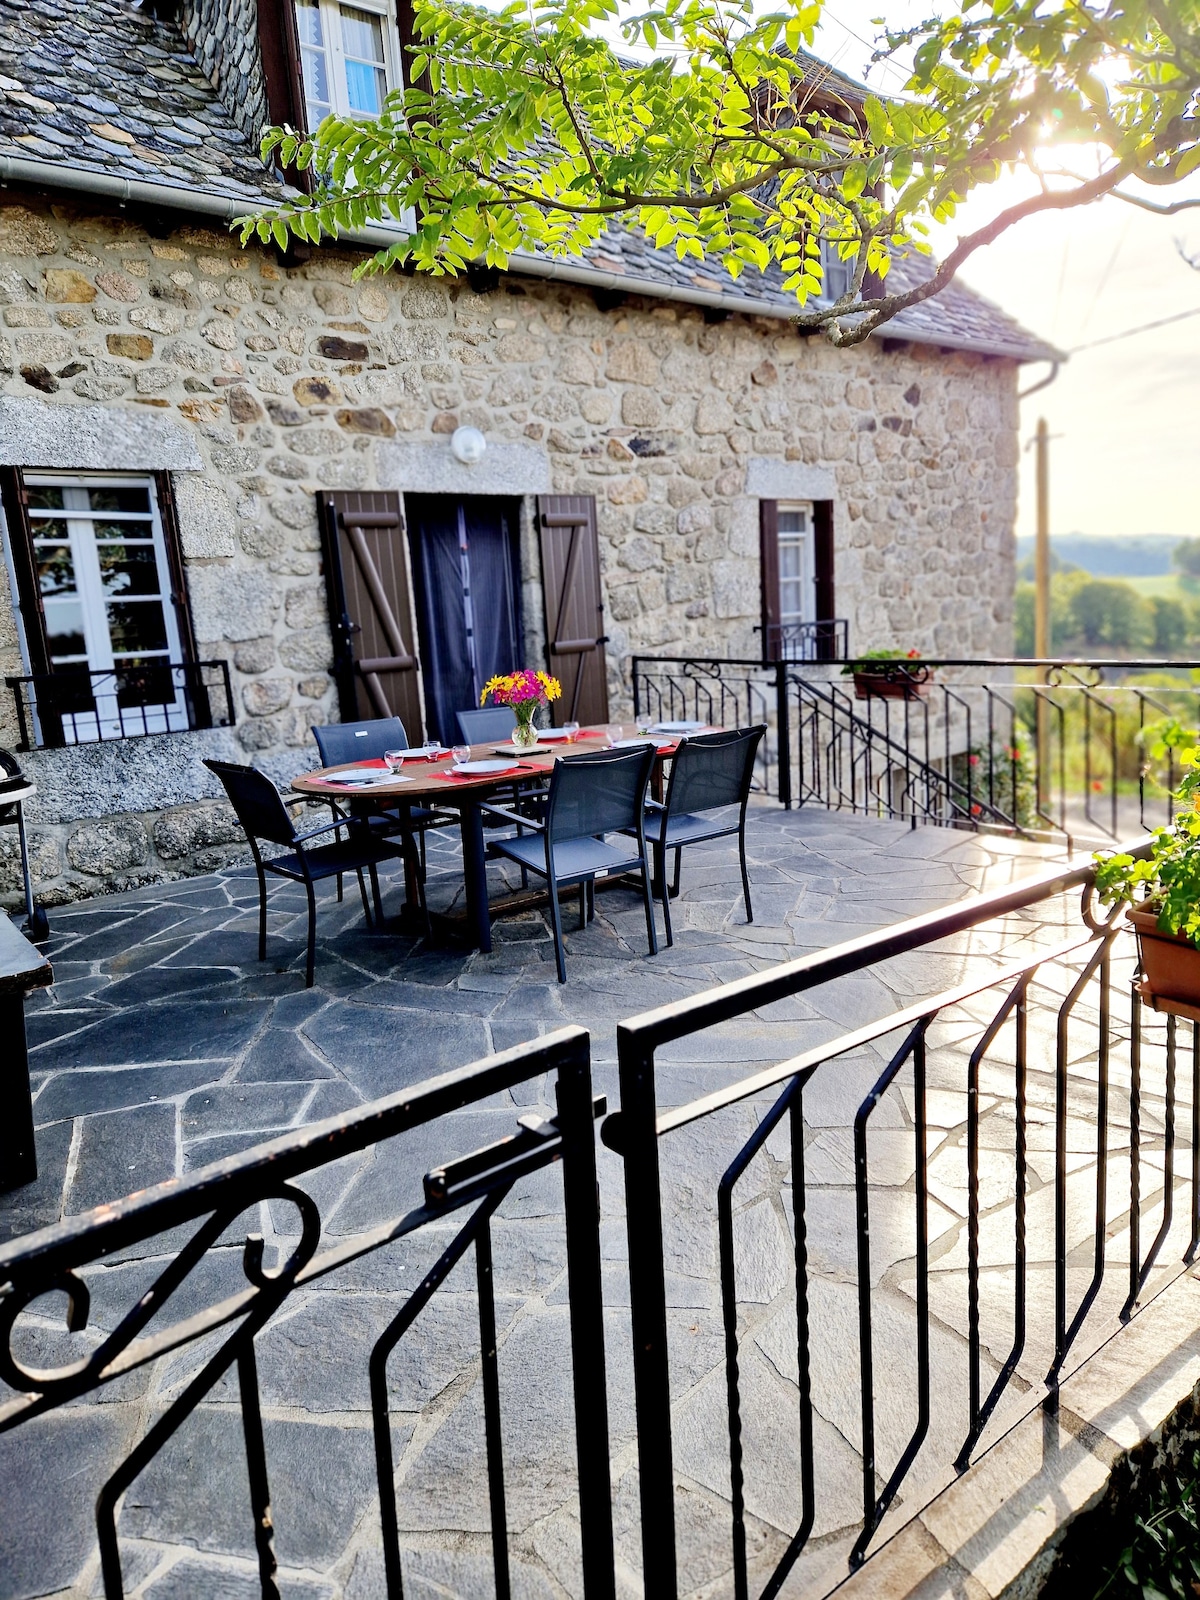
[0,194,1019,907]
[178,0,269,148]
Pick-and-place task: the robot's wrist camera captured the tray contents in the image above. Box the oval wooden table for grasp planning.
[291,726,697,952]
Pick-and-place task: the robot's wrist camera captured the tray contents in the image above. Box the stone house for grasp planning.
[0,0,1054,906]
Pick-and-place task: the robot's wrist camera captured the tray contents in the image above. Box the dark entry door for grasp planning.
[406,495,523,746]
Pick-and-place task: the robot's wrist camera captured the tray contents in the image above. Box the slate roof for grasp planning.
[0,0,1058,362]
[0,0,289,205]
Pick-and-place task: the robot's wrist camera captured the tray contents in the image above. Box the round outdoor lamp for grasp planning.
[450,425,487,465]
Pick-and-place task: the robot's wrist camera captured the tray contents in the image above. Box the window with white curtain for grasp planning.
[295,0,400,129]
[777,502,816,627]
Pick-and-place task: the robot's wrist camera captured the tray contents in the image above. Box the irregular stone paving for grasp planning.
[1,807,1187,1600]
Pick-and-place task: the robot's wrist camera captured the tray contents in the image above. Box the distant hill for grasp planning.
[1015,534,1184,577]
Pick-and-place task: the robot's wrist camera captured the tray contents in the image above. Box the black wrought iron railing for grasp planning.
[763,618,849,662]
[631,655,1200,846]
[0,1030,613,1600]
[6,849,1200,1597]
[6,659,235,750]
[602,840,1199,1596]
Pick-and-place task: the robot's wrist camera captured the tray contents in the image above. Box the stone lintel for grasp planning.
[0,397,204,472]
[375,439,552,497]
[744,458,837,503]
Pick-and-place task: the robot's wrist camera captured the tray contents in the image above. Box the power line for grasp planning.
[1071,304,1200,352]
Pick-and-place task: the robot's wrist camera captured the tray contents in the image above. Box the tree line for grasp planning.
[1016,541,1200,658]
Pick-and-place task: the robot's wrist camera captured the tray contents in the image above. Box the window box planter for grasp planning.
[1128,906,1200,1015]
[851,665,933,701]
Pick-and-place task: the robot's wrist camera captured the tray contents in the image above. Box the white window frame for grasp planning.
[820,238,855,304]
[295,0,402,128]
[24,472,188,744]
[777,500,816,630]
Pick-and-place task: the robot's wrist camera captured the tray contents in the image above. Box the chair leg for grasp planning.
[579,882,587,931]
[369,862,384,926]
[655,842,673,947]
[641,857,659,958]
[304,877,317,988]
[546,871,567,984]
[672,847,682,897]
[586,880,595,923]
[739,826,754,924]
[356,868,374,930]
[256,864,270,962]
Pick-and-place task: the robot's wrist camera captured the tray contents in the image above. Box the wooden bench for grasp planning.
[0,913,52,1192]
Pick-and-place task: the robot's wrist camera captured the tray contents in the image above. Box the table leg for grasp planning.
[459,798,493,954]
[0,991,37,1192]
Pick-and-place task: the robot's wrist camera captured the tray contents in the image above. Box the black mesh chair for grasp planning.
[204,759,406,988]
[456,705,517,744]
[645,725,766,945]
[481,744,658,983]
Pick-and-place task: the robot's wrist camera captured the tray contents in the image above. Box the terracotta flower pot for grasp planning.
[852,668,931,702]
[1128,906,1200,1011]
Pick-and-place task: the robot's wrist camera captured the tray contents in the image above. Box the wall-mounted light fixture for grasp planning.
[450,425,487,465]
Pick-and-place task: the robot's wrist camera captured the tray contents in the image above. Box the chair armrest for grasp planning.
[644,797,665,814]
[292,815,356,845]
[478,802,543,830]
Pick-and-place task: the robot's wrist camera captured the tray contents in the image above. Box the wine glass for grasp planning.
[451,744,471,769]
[605,724,622,748]
[384,749,406,775]
[421,739,440,762]
[564,721,580,743]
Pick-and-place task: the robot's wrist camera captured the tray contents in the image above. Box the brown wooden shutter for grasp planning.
[813,499,836,662]
[759,498,781,663]
[0,468,50,678]
[318,490,424,739]
[155,472,198,665]
[256,0,313,192]
[536,495,609,726]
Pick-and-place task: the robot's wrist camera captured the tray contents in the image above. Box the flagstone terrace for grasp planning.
[1,807,1197,1600]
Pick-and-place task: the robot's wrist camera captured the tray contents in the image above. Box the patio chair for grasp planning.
[644,725,766,946]
[204,758,406,988]
[456,705,517,744]
[481,744,658,983]
[310,717,454,892]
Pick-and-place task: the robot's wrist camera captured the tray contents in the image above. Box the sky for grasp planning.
[810,4,1200,542]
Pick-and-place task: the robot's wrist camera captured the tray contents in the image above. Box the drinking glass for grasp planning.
[605,724,622,748]
[564,721,580,743]
[421,740,440,762]
[451,744,471,769]
[384,749,405,775]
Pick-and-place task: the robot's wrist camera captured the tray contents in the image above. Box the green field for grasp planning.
[1121,573,1194,600]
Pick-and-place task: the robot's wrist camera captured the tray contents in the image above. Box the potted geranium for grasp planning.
[842,648,932,701]
[1094,721,1200,1012]
[480,668,562,750]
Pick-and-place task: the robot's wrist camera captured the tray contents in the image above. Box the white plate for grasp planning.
[649,720,706,734]
[615,737,657,748]
[326,767,389,782]
[454,758,522,776]
[536,728,572,741]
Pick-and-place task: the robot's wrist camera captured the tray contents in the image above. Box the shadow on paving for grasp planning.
[1,807,1068,1599]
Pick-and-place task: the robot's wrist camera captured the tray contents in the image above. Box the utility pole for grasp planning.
[1033,416,1051,658]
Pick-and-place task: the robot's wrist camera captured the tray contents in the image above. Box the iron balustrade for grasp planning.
[0,1028,613,1600]
[630,656,791,805]
[762,619,849,663]
[6,659,235,750]
[6,845,1200,1597]
[632,654,1200,846]
[601,840,1200,1598]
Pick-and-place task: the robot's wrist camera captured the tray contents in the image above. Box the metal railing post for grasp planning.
[555,1034,616,1600]
[775,660,792,809]
[610,1023,677,1597]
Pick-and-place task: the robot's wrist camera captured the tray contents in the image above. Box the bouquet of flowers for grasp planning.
[481,669,562,747]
